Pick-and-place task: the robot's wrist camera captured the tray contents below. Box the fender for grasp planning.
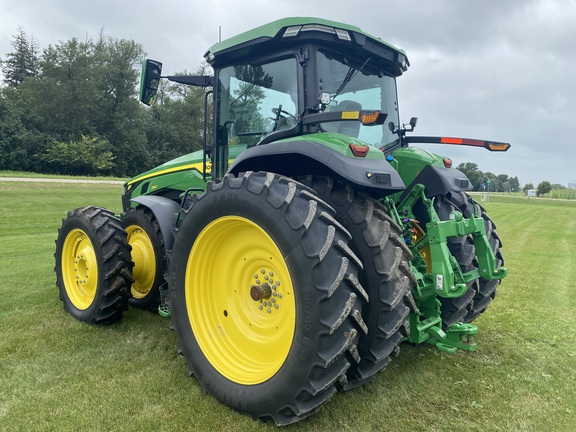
[227,140,405,198]
[130,195,180,250]
[401,165,472,200]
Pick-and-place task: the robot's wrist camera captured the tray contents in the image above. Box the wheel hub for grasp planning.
[251,269,283,314]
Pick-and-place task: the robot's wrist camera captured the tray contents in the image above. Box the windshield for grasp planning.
[317,49,400,148]
[217,57,298,148]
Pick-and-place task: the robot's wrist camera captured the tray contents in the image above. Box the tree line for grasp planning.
[0,28,207,177]
[0,29,571,199]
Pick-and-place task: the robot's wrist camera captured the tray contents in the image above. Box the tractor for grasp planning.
[54,17,508,425]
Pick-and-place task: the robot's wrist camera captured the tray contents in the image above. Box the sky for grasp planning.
[1,0,575,187]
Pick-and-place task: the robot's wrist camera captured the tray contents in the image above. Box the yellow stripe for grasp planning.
[127,163,205,186]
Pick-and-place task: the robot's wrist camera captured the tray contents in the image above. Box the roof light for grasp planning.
[349,143,369,157]
[301,24,335,34]
[283,26,302,38]
[443,158,453,168]
[334,28,351,41]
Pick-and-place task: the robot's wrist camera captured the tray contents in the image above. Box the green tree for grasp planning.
[509,176,520,193]
[523,182,534,194]
[1,33,148,176]
[1,28,40,87]
[144,64,212,168]
[457,162,483,190]
[537,181,552,196]
[42,135,115,175]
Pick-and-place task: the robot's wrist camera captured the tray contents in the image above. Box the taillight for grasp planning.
[349,143,369,157]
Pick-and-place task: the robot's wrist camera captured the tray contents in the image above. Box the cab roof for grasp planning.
[204,17,409,76]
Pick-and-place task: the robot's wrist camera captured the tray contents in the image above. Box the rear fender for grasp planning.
[401,165,472,200]
[227,140,405,198]
[130,195,180,250]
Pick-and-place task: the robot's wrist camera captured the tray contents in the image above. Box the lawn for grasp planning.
[1,182,575,431]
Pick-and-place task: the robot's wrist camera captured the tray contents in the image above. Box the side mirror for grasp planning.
[139,59,163,106]
[409,117,418,130]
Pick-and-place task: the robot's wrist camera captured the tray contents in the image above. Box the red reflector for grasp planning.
[441,137,485,147]
[443,157,452,168]
[349,143,369,157]
[440,137,462,144]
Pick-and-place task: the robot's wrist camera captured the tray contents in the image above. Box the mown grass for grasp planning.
[0,170,126,182]
[1,181,575,431]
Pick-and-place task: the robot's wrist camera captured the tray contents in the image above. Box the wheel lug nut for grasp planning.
[267,308,271,313]
[259,305,263,310]
[274,304,279,309]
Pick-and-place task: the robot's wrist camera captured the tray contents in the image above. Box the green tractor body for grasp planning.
[55,17,509,425]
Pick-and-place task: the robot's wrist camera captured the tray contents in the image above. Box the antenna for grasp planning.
[219,26,222,42]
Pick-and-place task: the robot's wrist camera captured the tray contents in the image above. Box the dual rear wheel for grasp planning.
[54,173,418,424]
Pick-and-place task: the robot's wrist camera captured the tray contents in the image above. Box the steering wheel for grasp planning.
[271,105,297,131]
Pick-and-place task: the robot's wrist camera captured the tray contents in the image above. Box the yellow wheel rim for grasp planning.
[61,228,99,310]
[125,225,156,299]
[186,216,296,385]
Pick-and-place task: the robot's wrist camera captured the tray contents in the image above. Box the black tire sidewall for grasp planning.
[169,176,350,420]
[55,208,111,322]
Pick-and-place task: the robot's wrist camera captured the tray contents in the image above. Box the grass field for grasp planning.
[1,182,575,432]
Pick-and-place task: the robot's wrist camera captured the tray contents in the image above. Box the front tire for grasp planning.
[168,172,367,425]
[55,206,133,325]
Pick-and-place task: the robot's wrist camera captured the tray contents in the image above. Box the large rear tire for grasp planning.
[55,206,133,325]
[121,206,166,311]
[168,172,367,425]
[300,176,415,389]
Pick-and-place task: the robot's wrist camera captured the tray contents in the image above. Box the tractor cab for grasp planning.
[142,17,410,182]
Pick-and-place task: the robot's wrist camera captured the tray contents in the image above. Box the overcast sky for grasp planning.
[1,0,575,186]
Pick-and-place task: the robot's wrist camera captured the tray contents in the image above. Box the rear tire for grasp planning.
[55,206,132,325]
[168,172,367,425]
[121,206,166,311]
[300,176,415,389]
